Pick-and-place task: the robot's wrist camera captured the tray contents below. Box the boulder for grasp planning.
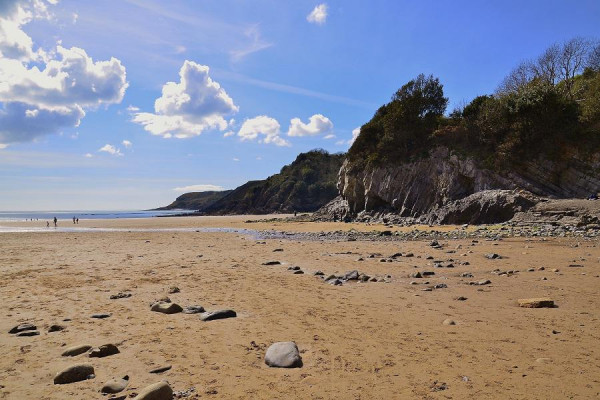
[101,375,129,393]
[53,364,95,384]
[264,342,302,368]
[343,270,359,280]
[61,344,92,357]
[133,381,173,400]
[151,302,183,314]
[199,309,237,321]
[89,343,119,358]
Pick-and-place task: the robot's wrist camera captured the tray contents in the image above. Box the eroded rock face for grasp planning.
[334,147,600,222]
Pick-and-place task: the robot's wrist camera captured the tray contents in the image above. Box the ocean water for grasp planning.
[0,210,187,222]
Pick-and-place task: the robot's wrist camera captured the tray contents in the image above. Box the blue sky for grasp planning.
[1,0,599,210]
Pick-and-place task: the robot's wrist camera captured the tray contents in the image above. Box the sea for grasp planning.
[0,210,187,222]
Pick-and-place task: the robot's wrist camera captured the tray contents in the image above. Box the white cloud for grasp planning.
[349,127,360,145]
[223,131,235,137]
[173,184,225,192]
[122,139,132,148]
[0,143,7,149]
[126,105,140,112]
[238,115,290,147]
[132,60,238,139]
[98,144,122,156]
[0,0,128,144]
[230,24,273,62]
[307,4,328,25]
[288,114,333,137]
[324,134,335,139]
[84,152,92,158]
[232,157,240,161]
[335,139,346,146]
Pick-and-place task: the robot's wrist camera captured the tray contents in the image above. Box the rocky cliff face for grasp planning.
[336,147,600,222]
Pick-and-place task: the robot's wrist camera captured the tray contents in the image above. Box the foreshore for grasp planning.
[1,215,599,399]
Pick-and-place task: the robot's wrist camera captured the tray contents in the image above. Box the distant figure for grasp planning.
[294,210,297,217]
[73,216,76,224]
[76,218,79,224]
[53,217,57,227]
[46,221,49,228]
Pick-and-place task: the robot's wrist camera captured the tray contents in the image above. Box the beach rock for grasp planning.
[434,283,448,289]
[288,266,301,271]
[262,261,281,266]
[91,313,111,319]
[101,375,129,394]
[182,305,205,314]
[16,330,39,337]
[313,270,324,276]
[477,279,492,285]
[518,298,555,308]
[110,292,132,300]
[168,286,180,294]
[485,253,501,259]
[9,323,36,334]
[53,364,95,384]
[264,342,302,368]
[328,279,343,286]
[443,319,456,326]
[48,324,65,333]
[410,272,423,278]
[89,343,119,358]
[343,270,359,280]
[199,309,237,321]
[455,296,468,301]
[149,365,172,374]
[151,302,183,314]
[61,344,92,357]
[293,270,304,274]
[422,271,435,277]
[133,381,173,400]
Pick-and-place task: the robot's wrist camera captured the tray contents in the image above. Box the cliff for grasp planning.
[157,190,232,210]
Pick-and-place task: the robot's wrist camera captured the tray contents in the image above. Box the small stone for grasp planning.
[518,298,555,308]
[90,313,111,319]
[48,324,65,333]
[262,261,281,265]
[16,330,39,337]
[110,292,132,300]
[199,309,237,321]
[313,270,324,276]
[568,264,584,268]
[477,279,492,285]
[101,375,129,394]
[149,365,172,374]
[460,272,473,278]
[434,283,448,289]
[168,286,180,294]
[343,270,359,280]
[9,323,36,334]
[485,253,500,259]
[288,266,300,271]
[273,248,284,252]
[89,343,119,358]
[422,271,435,277]
[455,296,468,301]
[182,305,205,314]
[133,381,173,400]
[329,279,343,286]
[293,270,304,274]
[443,319,456,326]
[527,268,535,272]
[264,341,302,368]
[61,344,92,357]
[151,302,183,314]
[53,364,95,384]
[410,272,423,279]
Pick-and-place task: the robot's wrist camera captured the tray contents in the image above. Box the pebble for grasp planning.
[199,309,237,321]
[518,298,555,308]
[262,261,281,265]
[48,324,65,333]
[264,341,302,368]
[16,330,39,337]
[149,365,172,374]
[101,375,129,394]
[485,253,501,259]
[133,381,173,400]
[110,292,132,300]
[293,270,304,274]
[443,319,456,326]
[61,344,92,357]
[90,313,111,319]
[168,286,180,294]
[53,364,95,384]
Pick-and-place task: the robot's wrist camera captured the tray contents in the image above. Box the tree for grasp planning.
[559,37,590,98]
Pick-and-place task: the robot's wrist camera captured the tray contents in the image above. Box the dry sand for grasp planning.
[1,215,599,399]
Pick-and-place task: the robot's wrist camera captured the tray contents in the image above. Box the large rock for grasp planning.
[133,381,173,400]
[200,309,237,321]
[53,364,95,384]
[61,344,92,357]
[8,323,36,334]
[264,341,302,368]
[151,302,183,314]
[89,343,119,358]
[101,375,129,393]
[518,298,555,308]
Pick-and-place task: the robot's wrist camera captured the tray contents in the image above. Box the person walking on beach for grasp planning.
[76,218,79,224]
[46,221,49,228]
[53,217,57,227]
[73,216,76,224]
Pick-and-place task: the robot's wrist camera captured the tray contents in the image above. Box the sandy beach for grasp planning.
[1,215,599,399]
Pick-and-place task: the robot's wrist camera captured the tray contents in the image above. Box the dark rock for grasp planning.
[48,324,65,333]
[9,323,36,334]
[89,343,119,358]
[90,313,111,319]
[485,253,501,259]
[262,261,281,265]
[110,292,132,300]
[61,344,92,357]
[151,302,183,314]
[182,305,205,314]
[101,375,129,394]
[288,266,300,271]
[149,365,172,374]
[410,272,423,278]
[168,286,180,294]
[343,270,359,280]
[293,270,304,274]
[200,309,237,321]
[313,271,324,276]
[264,342,302,368]
[53,364,95,384]
[422,271,435,277]
[16,330,39,337]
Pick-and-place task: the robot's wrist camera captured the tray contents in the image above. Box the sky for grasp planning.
[1,0,599,211]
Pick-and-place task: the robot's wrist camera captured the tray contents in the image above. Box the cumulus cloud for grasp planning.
[98,144,122,156]
[173,184,225,192]
[122,139,132,148]
[223,131,235,137]
[349,127,360,145]
[238,115,290,147]
[0,0,128,145]
[287,114,333,137]
[307,4,328,25]
[324,134,335,139]
[132,61,238,139]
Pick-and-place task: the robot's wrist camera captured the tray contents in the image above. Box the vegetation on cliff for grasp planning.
[348,37,600,171]
[157,191,232,210]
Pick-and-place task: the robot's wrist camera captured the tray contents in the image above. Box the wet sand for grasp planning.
[0,215,599,399]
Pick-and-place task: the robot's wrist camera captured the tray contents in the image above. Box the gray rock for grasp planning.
[9,323,36,334]
[16,330,39,337]
[48,324,65,333]
[53,364,95,384]
[133,381,173,400]
[264,341,302,368]
[328,279,343,286]
[168,286,180,294]
[410,272,422,278]
[101,375,129,393]
[149,365,172,374]
[343,270,359,280]
[61,344,92,357]
[199,309,237,321]
[89,343,119,358]
[110,292,132,300]
[485,253,501,259]
[182,305,205,314]
[151,302,183,314]
[443,319,456,326]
